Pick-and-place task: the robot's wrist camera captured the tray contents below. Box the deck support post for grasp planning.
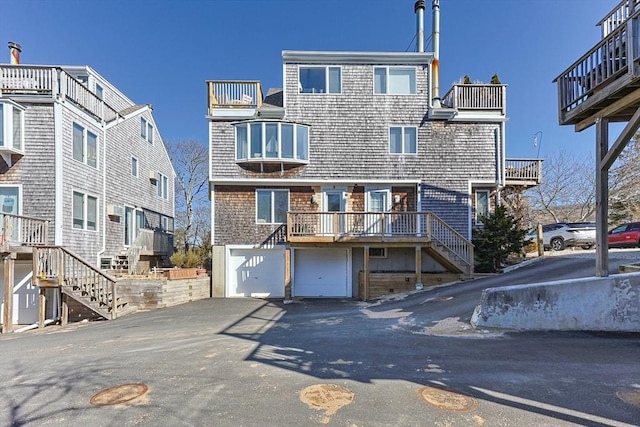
[363,246,370,300]
[2,254,15,333]
[415,246,423,289]
[595,117,610,277]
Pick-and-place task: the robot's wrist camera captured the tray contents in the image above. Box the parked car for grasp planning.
[608,222,640,248]
[527,222,596,251]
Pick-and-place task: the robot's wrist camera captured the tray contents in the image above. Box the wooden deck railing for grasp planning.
[207,80,263,114]
[0,65,118,121]
[34,246,119,319]
[442,84,506,114]
[599,0,640,37]
[0,214,49,251]
[287,211,473,268]
[504,158,542,185]
[555,6,640,116]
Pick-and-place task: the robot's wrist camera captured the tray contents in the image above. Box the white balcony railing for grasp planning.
[0,65,118,122]
[287,211,473,268]
[442,84,506,114]
[207,80,263,115]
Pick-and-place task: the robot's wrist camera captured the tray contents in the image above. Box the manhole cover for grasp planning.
[300,384,354,419]
[616,390,640,407]
[90,383,149,406]
[418,386,478,412]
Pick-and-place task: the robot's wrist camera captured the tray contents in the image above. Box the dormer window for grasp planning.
[299,66,341,94]
[235,121,309,163]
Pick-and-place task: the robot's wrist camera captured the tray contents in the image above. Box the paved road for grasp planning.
[1,251,639,426]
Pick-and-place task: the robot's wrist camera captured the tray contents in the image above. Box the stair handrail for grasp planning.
[426,213,474,273]
[34,246,119,319]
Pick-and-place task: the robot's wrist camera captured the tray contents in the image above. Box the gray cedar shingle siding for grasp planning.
[0,67,175,264]
[0,104,57,244]
[210,61,498,241]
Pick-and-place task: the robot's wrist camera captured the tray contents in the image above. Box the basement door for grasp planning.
[293,248,350,297]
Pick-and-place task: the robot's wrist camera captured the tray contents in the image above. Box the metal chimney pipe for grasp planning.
[415,0,425,53]
[431,0,441,107]
[8,42,21,65]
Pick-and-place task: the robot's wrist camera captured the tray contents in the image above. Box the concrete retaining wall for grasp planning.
[471,272,640,332]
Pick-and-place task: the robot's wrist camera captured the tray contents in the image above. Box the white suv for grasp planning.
[527,222,596,251]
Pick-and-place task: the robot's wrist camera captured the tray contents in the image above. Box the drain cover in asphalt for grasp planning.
[300,384,354,422]
[616,390,640,407]
[90,383,149,406]
[418,386,478,412]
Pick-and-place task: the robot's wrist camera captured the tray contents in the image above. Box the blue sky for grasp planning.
[0,0,617,160]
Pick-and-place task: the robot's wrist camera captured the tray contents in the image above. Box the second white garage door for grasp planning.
[293,248,350,297]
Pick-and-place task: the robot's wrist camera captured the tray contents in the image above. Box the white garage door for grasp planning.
[227,248,285,298]
[294,248,350,297]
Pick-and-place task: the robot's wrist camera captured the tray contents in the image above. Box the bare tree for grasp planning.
[609,136,640,224]
[167,140,209,251]
[526,148,595,224]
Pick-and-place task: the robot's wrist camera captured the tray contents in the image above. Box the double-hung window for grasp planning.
[299,66,341,94]
[0,102,24,152]
[475,190,490,221]
[256,189,289,224]
[374,67,416,94]
[141,118,153,143]
[131,157,138,177]
[73,191,98,231]
[389,127,417,154]
[157,173,169,200]
[72,123,98,167]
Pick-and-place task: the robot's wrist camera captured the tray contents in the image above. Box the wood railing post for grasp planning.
[333,213,339,240]
[3,254,15,333]
[426,213,432,241]
[111,279,117,320]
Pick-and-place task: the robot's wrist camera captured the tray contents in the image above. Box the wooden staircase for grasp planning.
[33,246,135,322]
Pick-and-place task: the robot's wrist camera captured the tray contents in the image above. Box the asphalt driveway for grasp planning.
[1,253,640,426]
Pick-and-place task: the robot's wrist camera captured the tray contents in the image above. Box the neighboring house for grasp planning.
[208,5,540,299]
[0,45,175,329]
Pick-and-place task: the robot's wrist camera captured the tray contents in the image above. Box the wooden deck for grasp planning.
[504,158,542,188]
[555,0,640,130]
[287,211,473,276]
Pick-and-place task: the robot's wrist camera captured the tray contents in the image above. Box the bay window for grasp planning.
[235,122,309,163]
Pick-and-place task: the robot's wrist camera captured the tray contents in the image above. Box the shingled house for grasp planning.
[208,1,540,299]
[0,43,175,329]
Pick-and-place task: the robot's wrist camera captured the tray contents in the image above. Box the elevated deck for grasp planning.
[555,0,640,130]
[504,158,542,188]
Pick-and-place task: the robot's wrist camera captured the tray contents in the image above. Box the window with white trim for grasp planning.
[299,66,341,94]
[72,122,98,167]
[0,102,24,152]
[475,190,490,221]
[131,157,138,177]
[374,67,416,94]
[389,126,417,154]
[140,118,153,143]
[157,173,169,200]
[235,122,309,162]
[95,83,104,100]
[73,191,98,231]
[256,189,289,224]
